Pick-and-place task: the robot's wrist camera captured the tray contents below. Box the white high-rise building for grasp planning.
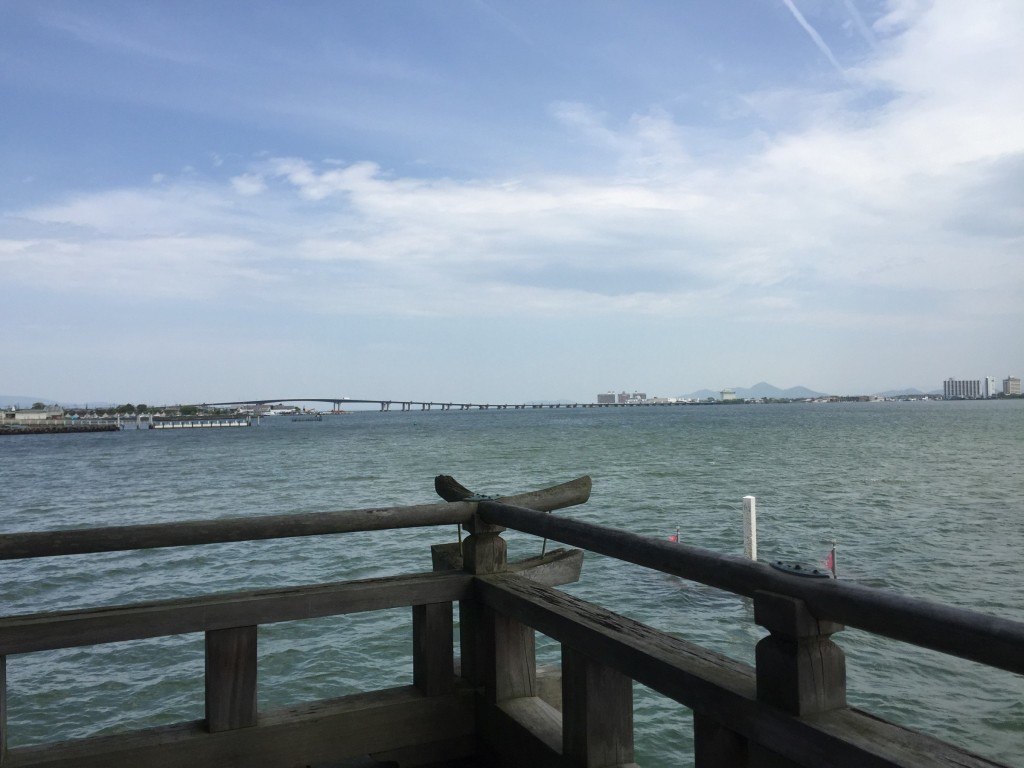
[943,378,981,399]
[982,377,999,398]
[1005,376,1021,396]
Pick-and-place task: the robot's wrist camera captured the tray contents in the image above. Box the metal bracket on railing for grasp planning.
[769,560,835,579]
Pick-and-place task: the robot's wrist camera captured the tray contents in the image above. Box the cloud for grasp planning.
[4,1,1021,331]
[231,173,267,196]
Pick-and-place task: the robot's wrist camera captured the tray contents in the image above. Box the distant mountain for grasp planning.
[687,389,721,400]
[683,382,827,400]
[739,382,827,399]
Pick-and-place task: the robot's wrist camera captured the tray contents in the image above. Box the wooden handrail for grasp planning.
[478,500,1024,676]
[0,571,473,655]
[0,476,591,560]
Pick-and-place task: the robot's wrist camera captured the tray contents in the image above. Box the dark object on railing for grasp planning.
[435,474,475,502]
[769,560,834,578]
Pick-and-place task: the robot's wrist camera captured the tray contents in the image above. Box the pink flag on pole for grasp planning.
[823,548,835,573]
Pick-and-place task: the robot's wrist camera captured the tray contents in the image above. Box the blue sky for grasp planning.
[2,1,1021,403]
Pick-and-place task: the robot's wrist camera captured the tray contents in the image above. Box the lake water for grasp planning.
[1,401,1022,765]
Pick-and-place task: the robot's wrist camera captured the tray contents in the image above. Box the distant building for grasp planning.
[982,377,999,398]
[943,378,980,399]
[1005,376,1021,396]
[596,392,616,405]
[616,391,647,404]
[720,389,737,401]
[3,406,65,424]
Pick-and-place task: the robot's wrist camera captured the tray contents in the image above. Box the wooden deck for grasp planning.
[1,475,1020,767]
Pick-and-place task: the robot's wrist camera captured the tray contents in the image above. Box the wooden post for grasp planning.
[561,646,634,768]
[749,591,846,767]
[693,712,748,767]
[205,625,257,733]
[460,514,537,703]
[461,516,507,577]
[459,513,508,690]
[754,590,846,716]
[486,608,536,702]
[413,602,455,696]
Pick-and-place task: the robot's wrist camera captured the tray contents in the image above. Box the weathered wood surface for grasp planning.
[755,591,846,717]
[478,501,1024,676]
[476,573,1009,768]
[370,734,480,767]
[431,543,584,587]
[2,685,476,768]
[561,646,634,768]
[0,571,472,655]
[479,696,564,768]
[0,476,591,560]
[413,602,455,696]
[693,712,748,767]
[204,626,257,733]
[463,532,507,576]
[486,608,537,703]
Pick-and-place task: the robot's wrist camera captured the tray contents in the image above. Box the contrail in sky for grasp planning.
[843,0,877,47]
[781,0,845,74]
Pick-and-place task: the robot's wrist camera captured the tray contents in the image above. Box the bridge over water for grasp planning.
[200,397,683,412]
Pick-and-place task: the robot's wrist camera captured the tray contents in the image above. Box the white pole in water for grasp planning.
[743,495,757,561]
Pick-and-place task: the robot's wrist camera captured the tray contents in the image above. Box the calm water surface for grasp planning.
[1,401,1022,765]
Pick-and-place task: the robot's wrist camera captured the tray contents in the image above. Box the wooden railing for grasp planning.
[0,476,1020,768]
[0,478,589,768]
[472,501,1022,767]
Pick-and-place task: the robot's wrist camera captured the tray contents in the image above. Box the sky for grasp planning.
[1,0,1021,404]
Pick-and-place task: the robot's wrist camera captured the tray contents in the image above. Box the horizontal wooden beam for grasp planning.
[477,696,566,768]
[0,571,472,655]
[476,573,1007,768]
[478,501,1024,676]
[0,476,591,560]
[3,685,476,768]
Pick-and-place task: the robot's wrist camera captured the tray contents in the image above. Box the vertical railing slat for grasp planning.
[205,625,257,733]
[693,712,747,767]
[413,602,455,696]
[562,646,634,767]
